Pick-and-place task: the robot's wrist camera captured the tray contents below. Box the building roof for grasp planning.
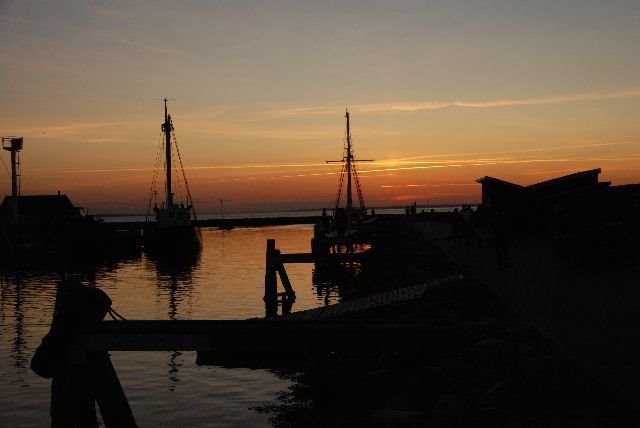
[475,176,524,189]
[526,168,601,191]
[0,194,78,218]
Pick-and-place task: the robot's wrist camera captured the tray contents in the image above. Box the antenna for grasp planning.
[2,136,23,197]
[2,136,23,224]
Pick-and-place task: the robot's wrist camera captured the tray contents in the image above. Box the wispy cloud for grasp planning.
[257,87,640,118]
[381,184,477,188]
[381,87,640,111]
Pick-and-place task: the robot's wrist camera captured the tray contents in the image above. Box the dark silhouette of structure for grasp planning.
[2,136,23,224]
[323,109,373,238]
[477,168,640,265]
[0,193,140,263]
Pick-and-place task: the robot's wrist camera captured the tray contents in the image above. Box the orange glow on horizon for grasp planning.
[6,133,639,214]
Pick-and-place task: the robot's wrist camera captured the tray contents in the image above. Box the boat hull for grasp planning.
[143,224,202,254]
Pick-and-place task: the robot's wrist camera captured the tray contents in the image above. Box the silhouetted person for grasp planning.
[460,204,474,243]
[321,208,330,232]
[370,208,375,216]
[451,208,463,244]
[492,209,510,270]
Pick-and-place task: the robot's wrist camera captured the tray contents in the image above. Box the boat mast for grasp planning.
[163,98,173,208]
[327,109,373,235]
[345,109,353,235]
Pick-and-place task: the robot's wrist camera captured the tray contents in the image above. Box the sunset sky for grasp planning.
[1,1,640,214]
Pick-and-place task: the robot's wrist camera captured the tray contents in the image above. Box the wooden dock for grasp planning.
[283,274,463,320]
[48,268,464,425]
[72,274,463,359]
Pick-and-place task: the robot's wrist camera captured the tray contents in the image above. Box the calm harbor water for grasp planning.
[101,206,457,223]
[0,225,337,427]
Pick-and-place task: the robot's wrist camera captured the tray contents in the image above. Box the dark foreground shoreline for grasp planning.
[247,219,637,427]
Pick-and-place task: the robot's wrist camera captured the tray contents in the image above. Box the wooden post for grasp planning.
[44,280,137,427]
[264,239,278,317]
[51,362,98,427]
[90,352,136,427]
[276,263,296,301]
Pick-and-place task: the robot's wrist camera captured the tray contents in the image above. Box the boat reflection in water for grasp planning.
[145,249,201,321]
[1,226,329,426]
[144,248,201,390]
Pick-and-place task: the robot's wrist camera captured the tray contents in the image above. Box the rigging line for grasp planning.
[107,307,127,321]
[346,130,367,212]
[171,131,184,203]
[171,139,184,204]
[152,133,164,197]
[172,130,198,220]
[353,161,366,212]
[334,162,346,213]
[349,137,362,210]
[146,131,165,220]
[333,133,349,212]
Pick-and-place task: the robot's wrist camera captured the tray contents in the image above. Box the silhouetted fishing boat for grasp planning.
[312,110,375,257]
[144,99,201,253]
[318,110,373,237]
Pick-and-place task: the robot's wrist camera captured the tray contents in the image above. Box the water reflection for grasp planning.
[144,248,201,389]
[144,248,201,320]
[5,273,28,374]
[0,226,316,427]
[0,250,142,378]
[311,263,360,305]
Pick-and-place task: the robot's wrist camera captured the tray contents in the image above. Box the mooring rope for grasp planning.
[107,307,127,321]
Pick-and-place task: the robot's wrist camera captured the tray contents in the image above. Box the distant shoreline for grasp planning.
[106,212,453,230]
[96,204,467,219]
[107,215,324,230]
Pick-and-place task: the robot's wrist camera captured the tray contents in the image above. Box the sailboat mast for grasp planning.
[345,109,353,233]
[163,98,173,208]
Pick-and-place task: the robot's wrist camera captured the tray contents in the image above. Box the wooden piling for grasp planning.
[91,352,136,427]
[276,262,296,301]
[264,239,278,317]
[35,280,137,427]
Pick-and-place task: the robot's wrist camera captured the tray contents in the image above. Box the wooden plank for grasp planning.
[276,263,296,299]
[74,320,460,355]
[73,274,466,354]
[276,253,316,263]
[72,333,210,355]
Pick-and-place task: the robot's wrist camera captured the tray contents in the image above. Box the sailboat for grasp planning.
[326,109,373,238]
[144,99,202,253]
